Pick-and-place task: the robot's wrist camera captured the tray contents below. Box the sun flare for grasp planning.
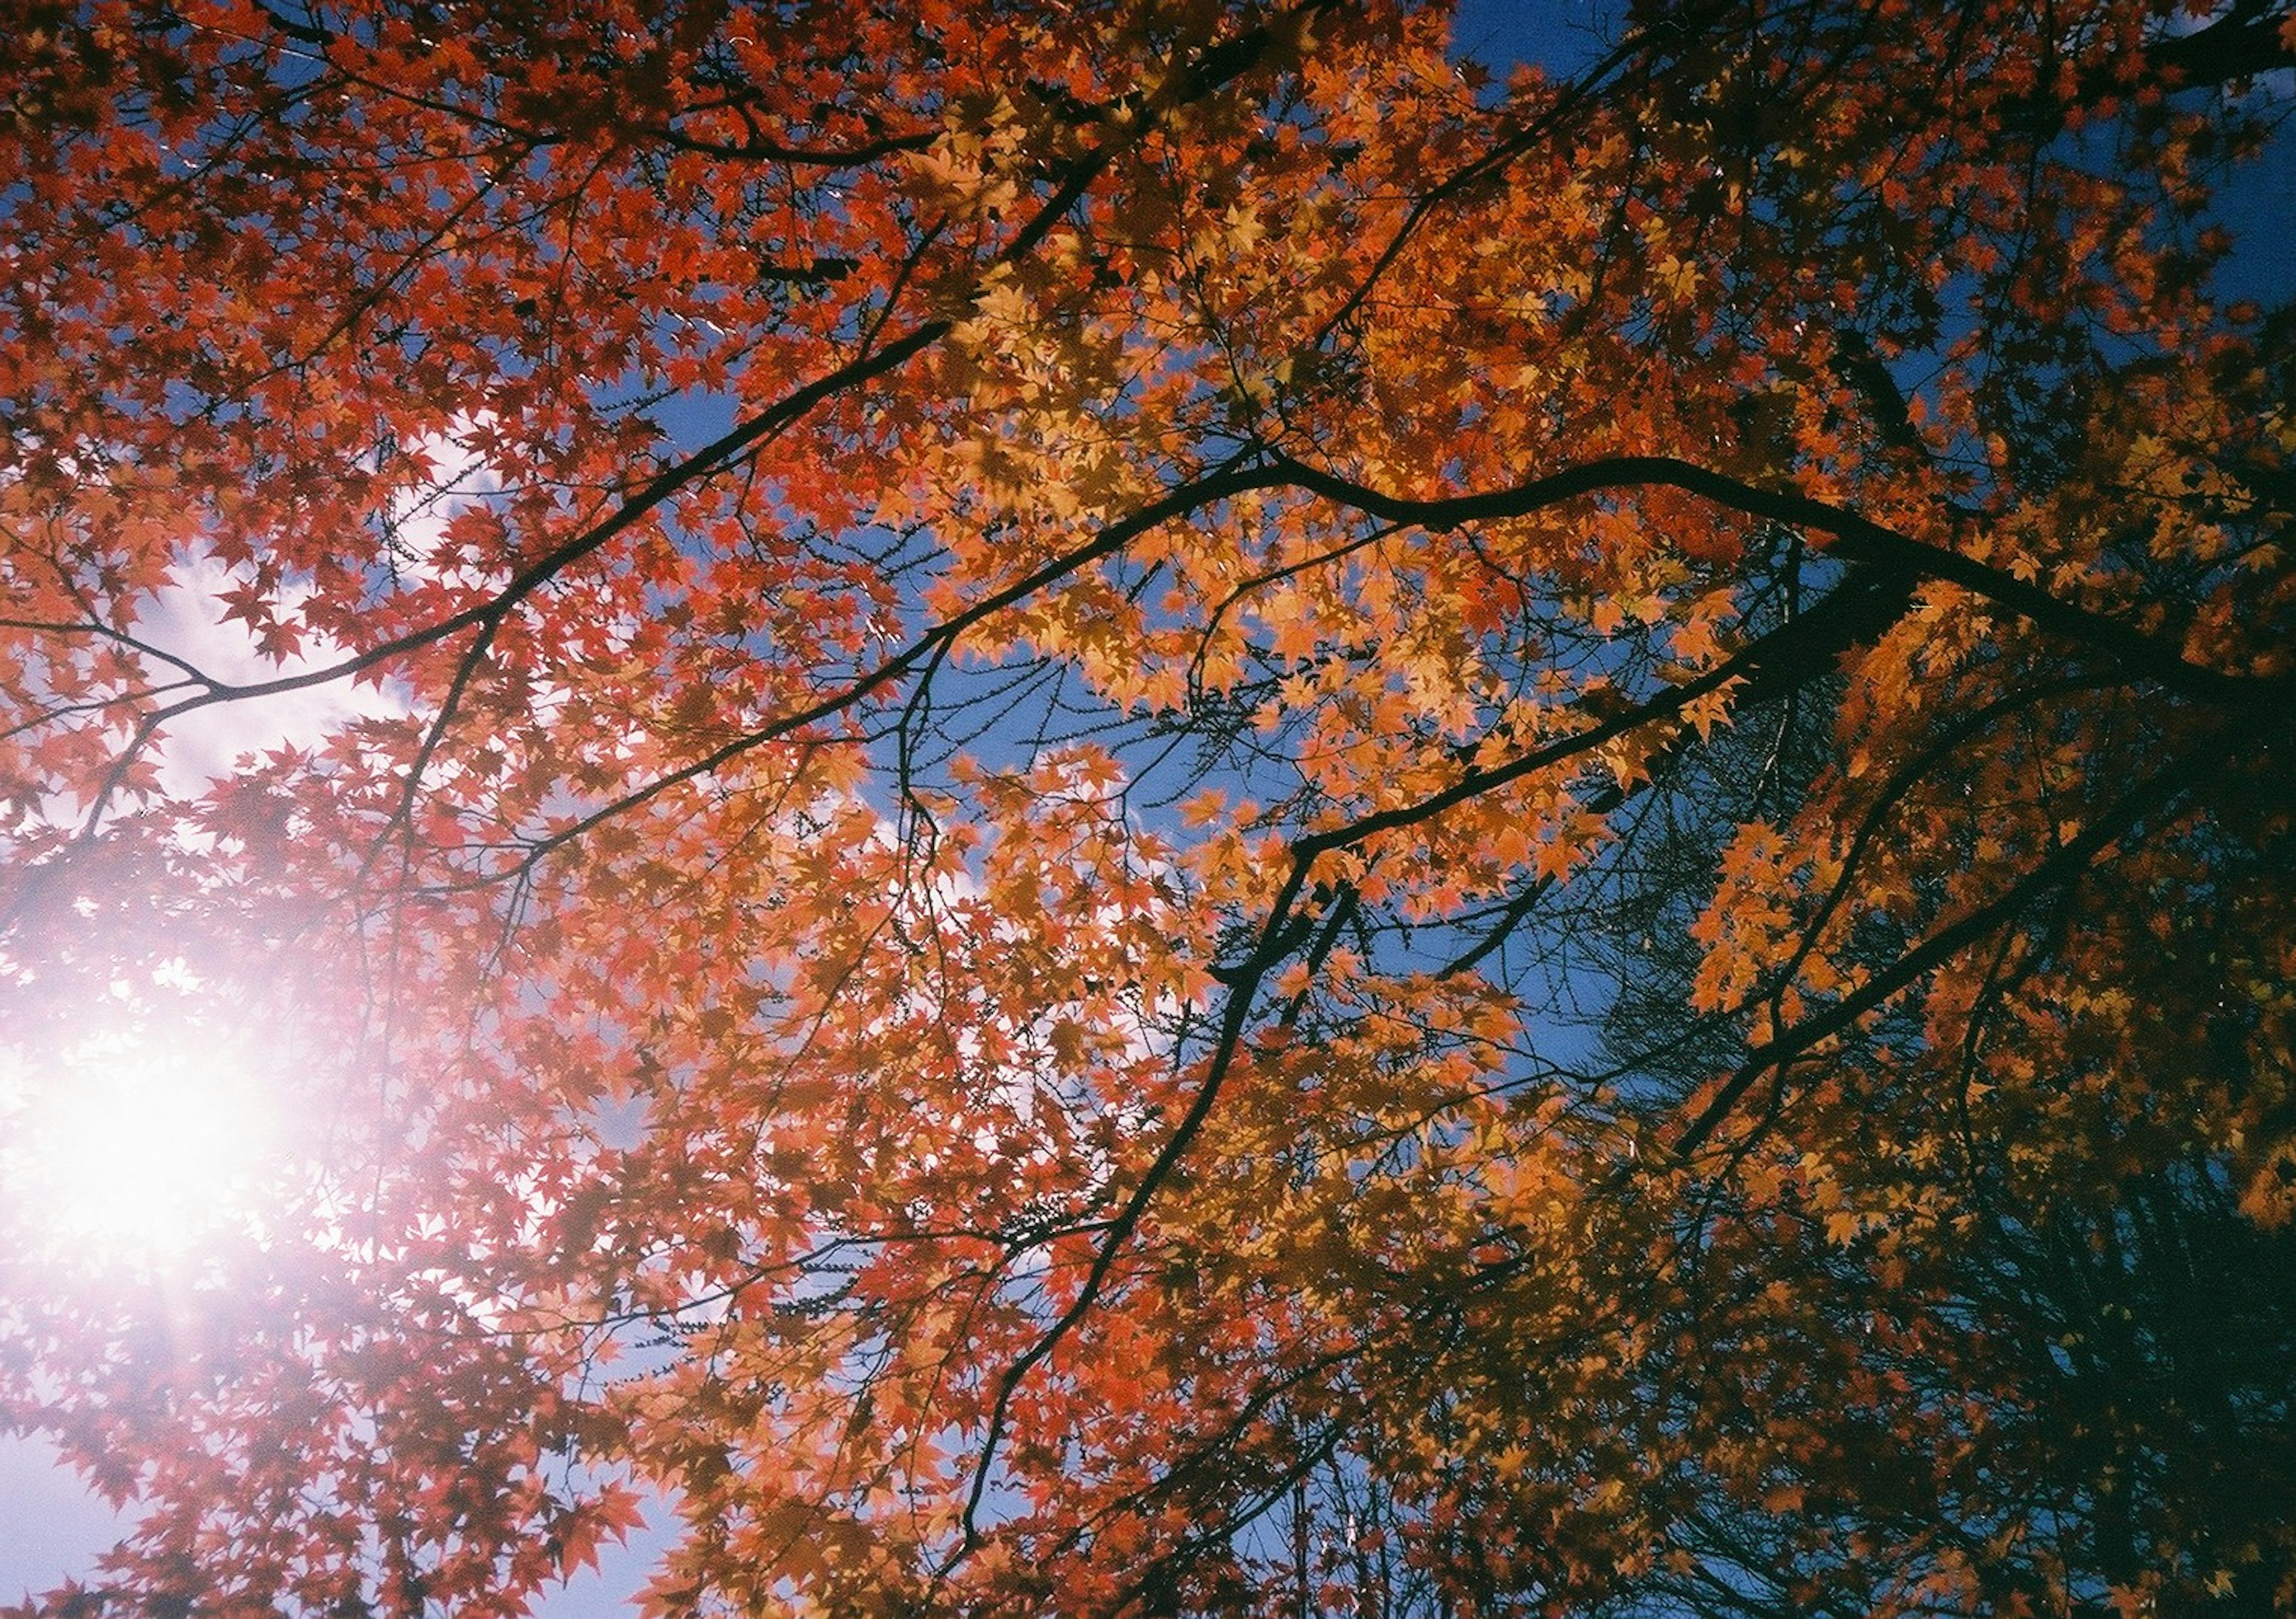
[1,1021,282,1268]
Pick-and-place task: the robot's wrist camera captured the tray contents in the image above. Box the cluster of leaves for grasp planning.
[2,1,2293,1615]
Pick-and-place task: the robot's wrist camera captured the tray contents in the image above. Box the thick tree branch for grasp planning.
[1261,449,2288,709]
[1668,762,2192,1161]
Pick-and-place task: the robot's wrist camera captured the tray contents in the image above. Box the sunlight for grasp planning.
[0,1009,281,1270]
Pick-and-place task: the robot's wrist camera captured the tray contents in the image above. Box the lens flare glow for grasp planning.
[1,1022,280,1268]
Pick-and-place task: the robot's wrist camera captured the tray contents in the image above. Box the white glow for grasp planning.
[0,1018,280,1268]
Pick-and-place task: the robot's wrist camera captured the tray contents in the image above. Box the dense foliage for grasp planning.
[3,2,2293,1615]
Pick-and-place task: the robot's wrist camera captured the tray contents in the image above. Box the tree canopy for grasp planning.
[3,1,2294,1615]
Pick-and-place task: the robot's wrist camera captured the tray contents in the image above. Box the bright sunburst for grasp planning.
[1,1010,281,1269]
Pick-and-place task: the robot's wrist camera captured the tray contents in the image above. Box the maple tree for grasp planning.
[3,0,2295,1615]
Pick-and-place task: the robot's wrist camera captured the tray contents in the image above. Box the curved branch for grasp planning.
[1668,762,2192,1162]
[1260,448,2288,709]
